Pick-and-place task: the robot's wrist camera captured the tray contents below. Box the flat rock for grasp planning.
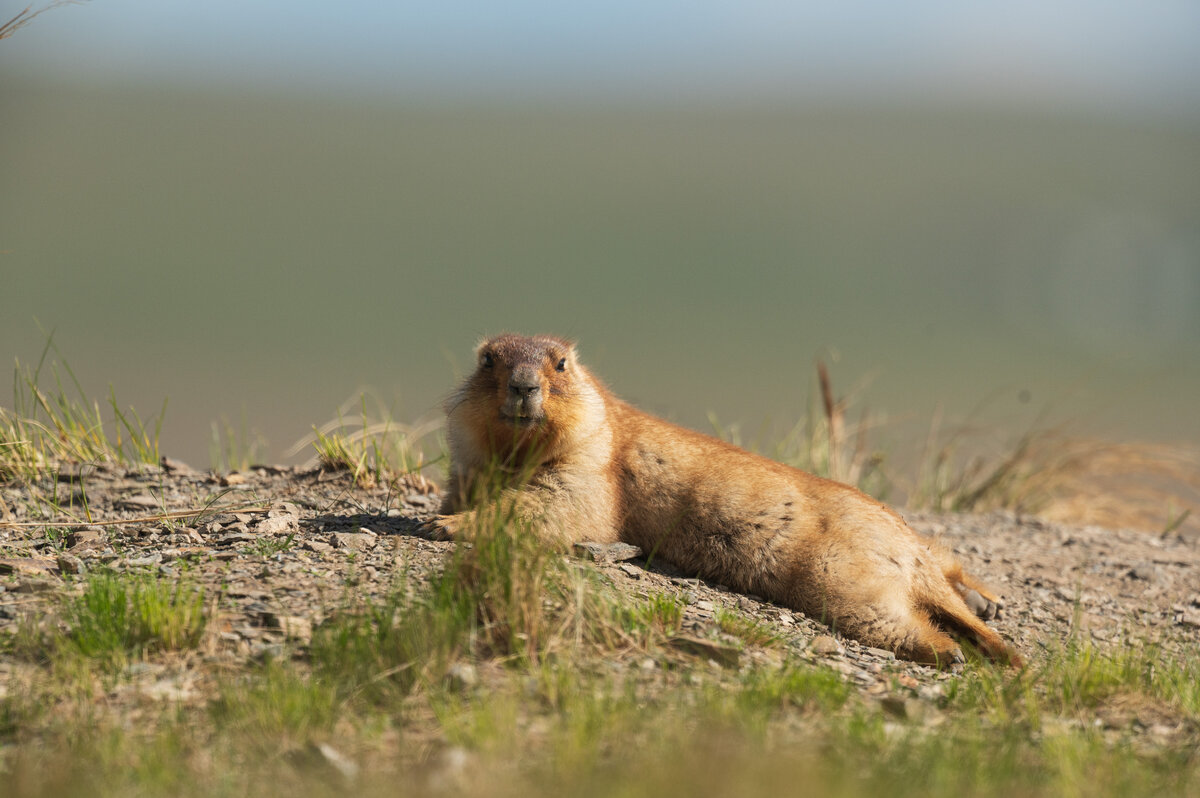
[67,528,107,549]
[667,635,741,668]
[332,531,377,551]
[56,554,86,575]
[573,542,643,564]
[115,494,162,510]
[0,557,59,576]
[256,515,298,536]
[261,613,314,644]
[810,635,843,656]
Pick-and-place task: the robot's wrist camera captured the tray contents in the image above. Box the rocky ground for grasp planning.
[1,460,1198,733]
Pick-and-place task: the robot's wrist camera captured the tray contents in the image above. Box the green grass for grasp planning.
[3,553,1199,798]
[285,391,441,488]
[56,571,207,668]
[715,605,782,648]
[209,411,268,473]
[2,336,165,480]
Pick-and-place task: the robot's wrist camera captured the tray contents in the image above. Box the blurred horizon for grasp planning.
[4,1,1200,119]
[2,2,1198,468]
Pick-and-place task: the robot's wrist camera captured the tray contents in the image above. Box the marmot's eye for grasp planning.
[555,357,567,372]
[482,353,494,368]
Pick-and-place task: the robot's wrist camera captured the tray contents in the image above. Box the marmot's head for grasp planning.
[447,334,587,458]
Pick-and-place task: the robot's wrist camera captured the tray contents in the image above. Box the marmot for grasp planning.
[432,333,1020,668]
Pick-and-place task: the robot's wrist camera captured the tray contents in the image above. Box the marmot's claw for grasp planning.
[419,515,459,541]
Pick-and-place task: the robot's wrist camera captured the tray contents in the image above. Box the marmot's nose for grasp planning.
[508,368,541,398]
[509,381,539,398]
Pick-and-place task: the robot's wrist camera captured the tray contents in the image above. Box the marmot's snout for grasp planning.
[503,364,544,422]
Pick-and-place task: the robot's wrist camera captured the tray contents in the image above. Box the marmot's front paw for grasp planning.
[418,514,462,541]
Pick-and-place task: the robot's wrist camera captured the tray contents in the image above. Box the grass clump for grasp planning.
[715,605,781,648]
[61,571,207,666]
[211,662,340,753]
[620,592,685,641]
[209,411,268,473]
[288,391,440,488]
[911,415,1200,535]
[2,337,165,480]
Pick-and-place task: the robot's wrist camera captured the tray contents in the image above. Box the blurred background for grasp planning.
[2,1,1199,473]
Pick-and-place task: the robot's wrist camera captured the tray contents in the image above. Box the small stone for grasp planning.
[141,679,198,702]
[445,662,478,692]
[881,696,927,722]
[618,563,642,579]
[56,554,86,575]
[67,528,107,549]
[312,743,359,783]
[573,542,643,563]
[159,457,195,474]
[777,612,794,626]
[304,540,334,554]
[864,647,896,660]
[256,515,297,536]
[218,532,258,546]
[0,557,59,576]
[1054,586,1079,603]
[124,553,163,568]
[115,493,161,510]
[667,635,741,668]
[332,531,377,551]
[262,613,314,644]
[15,579,56,593]
[1129,563,1158,582]
[810,635,842,656]
[405,492,435,509]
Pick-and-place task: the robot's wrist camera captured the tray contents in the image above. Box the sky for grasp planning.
[4,0,1200,117]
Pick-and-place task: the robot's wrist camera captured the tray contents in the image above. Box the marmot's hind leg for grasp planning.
[934,549,1005,621]
[838,601,968,669]
[921,583,1023,667]
[842,584,1021,669]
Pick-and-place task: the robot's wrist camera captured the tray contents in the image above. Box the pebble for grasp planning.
[332,531,377,551]
[445,662,479,691]
[881,696,928,723]
[261,613,314,644]
[256,515,297,536]
[810,635,842,656]
[67,528,107,549]
[573,541,643,564]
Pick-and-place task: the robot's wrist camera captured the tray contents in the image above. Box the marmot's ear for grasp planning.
[473,334,503,357]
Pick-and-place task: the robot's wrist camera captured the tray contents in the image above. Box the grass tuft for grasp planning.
[2,336,165,479]
[287,391,440,488]
[62,572,207,666]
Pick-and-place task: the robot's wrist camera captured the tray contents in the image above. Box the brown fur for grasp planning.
[434,334,1021,668]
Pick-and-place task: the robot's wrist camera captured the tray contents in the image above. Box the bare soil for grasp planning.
[2,460,1198,733]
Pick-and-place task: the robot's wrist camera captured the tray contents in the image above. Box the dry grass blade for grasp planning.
[286,390,442,488]
[0,1,86,41]
[912,417,1200,537]
[0,504,269,530]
